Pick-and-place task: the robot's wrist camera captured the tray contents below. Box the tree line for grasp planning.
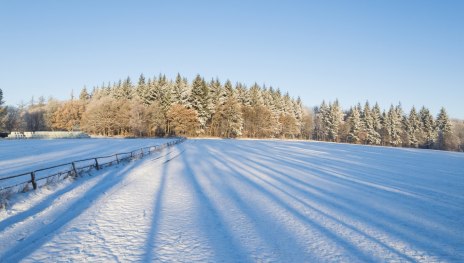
[0,75,463,151]
[0,74,311,139]
[313,100,463,151]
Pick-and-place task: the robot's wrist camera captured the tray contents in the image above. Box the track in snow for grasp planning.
[1,139,463,262]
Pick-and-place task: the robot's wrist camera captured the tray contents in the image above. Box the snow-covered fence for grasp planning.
[0,138,186,194]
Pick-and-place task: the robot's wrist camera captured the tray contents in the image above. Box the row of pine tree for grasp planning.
[0,74,311,139]
[313,100,458,150]
[0,74,462,151]
[80,73,309,138]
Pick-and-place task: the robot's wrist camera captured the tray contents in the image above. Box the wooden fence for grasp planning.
[0,138,186,194]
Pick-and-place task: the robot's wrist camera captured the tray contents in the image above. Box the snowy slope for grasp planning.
[1,139,463,262]
[0,138,173,179]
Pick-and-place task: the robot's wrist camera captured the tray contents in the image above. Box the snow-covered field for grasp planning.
[0,138,173,188]
[1,139,463,262]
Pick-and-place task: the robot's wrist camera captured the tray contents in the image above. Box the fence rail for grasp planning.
[0,138,186,194]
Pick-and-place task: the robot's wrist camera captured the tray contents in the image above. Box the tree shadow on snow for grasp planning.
[0,163,140,262]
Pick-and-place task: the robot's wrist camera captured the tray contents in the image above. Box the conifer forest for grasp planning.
[0,74,462,151]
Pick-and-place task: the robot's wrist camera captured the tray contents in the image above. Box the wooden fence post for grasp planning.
[141,148,144,157]
[31,172,37,190]
[72,162,78,177]
[95,158,100,170]
[116,154,119,164]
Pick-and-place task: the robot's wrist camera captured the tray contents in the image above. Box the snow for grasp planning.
[1,139,464,262]
[0,138,173,188]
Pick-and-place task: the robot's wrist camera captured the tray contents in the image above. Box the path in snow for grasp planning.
[0,139,463,262]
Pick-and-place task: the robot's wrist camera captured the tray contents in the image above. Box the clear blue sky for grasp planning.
[1,1,463,118]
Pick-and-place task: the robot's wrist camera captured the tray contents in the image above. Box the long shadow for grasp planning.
[264,140,464,204]
[216,142,462,260]
[202,143,375,262]
[142,148,171,262]
[263,151,463,226]
[194,145,320,261]
[211,148,418,262]
[0,171,110,232]
[0,162,140,262]
[237,146,457,234]
[233,143,456,212]
[178,146,252,262]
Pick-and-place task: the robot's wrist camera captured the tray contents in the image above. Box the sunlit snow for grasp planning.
[1,139,463,262]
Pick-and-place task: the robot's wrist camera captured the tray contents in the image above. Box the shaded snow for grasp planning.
[0,138,173,188]
[1,139,463,262]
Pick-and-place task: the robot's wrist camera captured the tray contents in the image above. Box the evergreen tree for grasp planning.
[112,77,134,100]
[436,107,452,150]
[372,103,382,133]
[172,74,191,107]
[406,106,420,147]
[362,101,381,144]
[248,83,264,107]
[347,106,362,143]
[223,80,234,104]
[189,74,211,130]
[327,100,343,142]
[138,73,146,87]
[79,86,90,101]
[235,82,248,106]
[159,77,173,113]
[145,76,163,104]
[135,74,148,103]
[385,105,402,146]
[419,106,435,148]
[436,107,451,134]
[293,97,304,136]
[314,101,329,141]
[222,96,243,138]
[208,78,224,111]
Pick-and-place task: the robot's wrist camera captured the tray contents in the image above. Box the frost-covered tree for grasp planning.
[81,97,119,136]
[419,106,435,148]
[79,86,90,101]
[170,74,190,107]
[136,74,151,104]
[313,101,329,141]
[300,108,314,140]
[235,82,248,106]
[405,106,420,147]
[372,103,382,134]
[247,83,264,107]
[113,77,134,100]
[436,107,452,134]
[327,100,343,142]
[384,105,402,146]
[129,99,150,137]
[347,106,362,143]
[145,77,163,104]
[224,80,235,102]
[167,103,199,136]
[159,76,174,114]
[362,101,380,145]
[52,100,85,131]
[436,107,452,150]
[211,95,243,138]
[209,78,225,113]
[3,106,21,132]
[293,97,304,133]
[189,75,211,131]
